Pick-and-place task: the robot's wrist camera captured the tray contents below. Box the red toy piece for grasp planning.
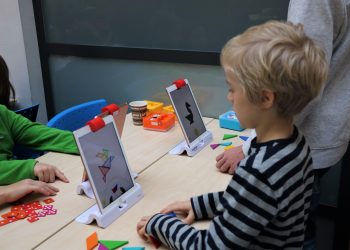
[173,79,186,89]
[101,103,119,115]
[27,216,39,223]
[87,116,105,132]
[43,198,55,204]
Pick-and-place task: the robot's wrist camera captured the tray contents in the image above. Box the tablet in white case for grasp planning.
[74,115,139,214]
[166,79,208,149]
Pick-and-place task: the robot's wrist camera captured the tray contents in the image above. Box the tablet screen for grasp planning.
[77,122,134,210]
[169,84,207,144]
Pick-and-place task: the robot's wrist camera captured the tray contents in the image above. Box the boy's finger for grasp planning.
[216,157,226,169]
[43,170,50,183]
[36,171,44,182]
[215,152,224,161]
[228,164,237,175]
[218,161,230,172]
[55,169,69,183]
[49,169,56,183]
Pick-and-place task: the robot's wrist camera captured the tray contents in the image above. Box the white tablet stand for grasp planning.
[76,171,139,200]
[75,183,143,228]
[169,130,213,157]
[74,111,144,229]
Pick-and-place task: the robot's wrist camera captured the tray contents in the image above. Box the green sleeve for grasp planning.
[0,159,36,185]
[0,105,79,184]
[7,107,79,154]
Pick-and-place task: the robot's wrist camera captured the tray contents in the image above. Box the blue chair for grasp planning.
[47,99,107,131]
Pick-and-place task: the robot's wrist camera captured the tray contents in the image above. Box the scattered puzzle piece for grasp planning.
[149,236,161,249]
[43,198,55,204]
[223,134,237,140]
[98,243,109,250]
[37,211,46,217]
[16,211,27,219]
[0,219,9,227]
[210,144,220,150]
[2,211,17,219]
[98,240,128,250]
[11,205,24,211]
[43,205,53,210]
[122,247,145,250]
[27,216,39,223]
[86,232,99,250]
[224,145,234,150]
[220,142,232,147]
[239,136,249,141]
[0,199,58,227]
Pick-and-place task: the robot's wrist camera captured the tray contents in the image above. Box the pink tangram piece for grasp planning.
[210,144,220,150]
[98,243,108,250]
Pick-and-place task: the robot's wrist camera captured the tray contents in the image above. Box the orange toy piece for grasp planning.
[143,112,175,132]
[86,232,99,250]
[145,100,164,115]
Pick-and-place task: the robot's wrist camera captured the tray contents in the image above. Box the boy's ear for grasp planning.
[260,89,275,109]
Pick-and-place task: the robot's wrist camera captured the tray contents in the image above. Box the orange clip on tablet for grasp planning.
[143,112,175,132]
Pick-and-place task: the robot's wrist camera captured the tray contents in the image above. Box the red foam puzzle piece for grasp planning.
[27,216,39,223]
[43,198,55,204]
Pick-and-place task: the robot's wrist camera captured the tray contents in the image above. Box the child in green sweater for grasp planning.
[0,55,78,187]
[0,104,78,185]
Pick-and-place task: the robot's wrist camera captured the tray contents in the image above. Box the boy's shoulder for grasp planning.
[239,132,311,187]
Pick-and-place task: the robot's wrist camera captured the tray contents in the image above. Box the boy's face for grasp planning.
[224,68,261,129]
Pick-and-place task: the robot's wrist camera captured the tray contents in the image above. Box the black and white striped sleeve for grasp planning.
[190,192,224,220]
[145,165,278,249]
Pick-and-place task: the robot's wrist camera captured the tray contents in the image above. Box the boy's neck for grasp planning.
[255,115,294,143]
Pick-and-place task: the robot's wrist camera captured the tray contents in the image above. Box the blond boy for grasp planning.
[137,21,328,249]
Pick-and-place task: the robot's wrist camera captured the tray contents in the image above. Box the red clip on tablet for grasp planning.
[101,104,119,114]
[173,79,186,89]
[86,116,105,132]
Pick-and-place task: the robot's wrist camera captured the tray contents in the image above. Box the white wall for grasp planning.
[0,0,47,122]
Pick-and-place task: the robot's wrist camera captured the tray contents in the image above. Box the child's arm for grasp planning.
[141,167,278,249]
[216,145,244,174]
[34,162,69,183]
[3,106,78,154]
[216,130,256,174]
[160,200,195,224]
[0,159,37,185]
[0,160,68,185]
[0,179,59,205]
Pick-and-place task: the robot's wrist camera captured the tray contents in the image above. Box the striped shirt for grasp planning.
[146,127,314,249]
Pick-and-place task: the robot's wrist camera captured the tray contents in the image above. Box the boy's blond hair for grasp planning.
[221,21,328,117]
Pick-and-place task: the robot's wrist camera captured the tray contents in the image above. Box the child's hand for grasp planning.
[34,162,69,183]
[136,215,152,241]
[215,145,244,174]
[160,200,195,224]
[1,179,59,204]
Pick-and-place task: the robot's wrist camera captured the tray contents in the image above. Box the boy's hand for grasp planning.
[160,200,195,224]
[216,145,244,175]
[136,215,152,241]
[34,162,69,183]
[1,179,59,204]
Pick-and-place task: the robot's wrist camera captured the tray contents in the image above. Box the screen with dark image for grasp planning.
[170,85,207,144]
[78,123,134,209]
